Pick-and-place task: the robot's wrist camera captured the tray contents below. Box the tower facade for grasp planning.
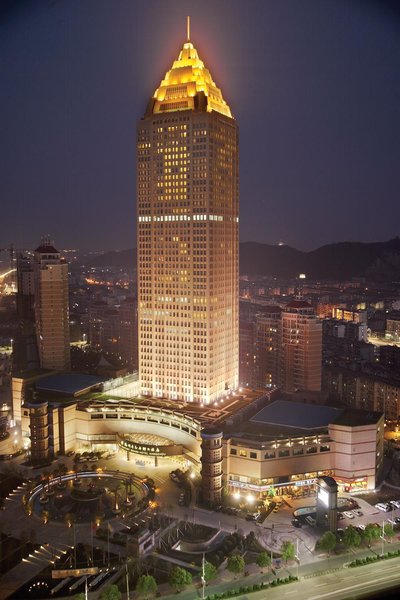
[137,28,239,404]
[280,301,322,393]
[34,239,70,371]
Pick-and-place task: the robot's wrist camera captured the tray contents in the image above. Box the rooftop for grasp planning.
[250,400,342,430]
[36,373,105,397]
[332,408,382,427]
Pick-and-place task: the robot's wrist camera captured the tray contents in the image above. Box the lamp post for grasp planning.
[201,552,206,600]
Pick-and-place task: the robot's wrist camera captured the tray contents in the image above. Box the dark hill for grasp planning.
[81,238,400,281]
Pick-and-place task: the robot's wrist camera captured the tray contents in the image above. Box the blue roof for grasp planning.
[250,400,343,430]
[36,373,104,396]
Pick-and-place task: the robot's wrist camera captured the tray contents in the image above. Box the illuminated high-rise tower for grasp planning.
[33,238,70,371]
[137,19,238,404]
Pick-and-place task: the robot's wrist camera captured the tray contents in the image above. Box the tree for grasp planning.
[256,551,271,571]
[227,554,245,577]
[363,523,380,547]
[204,561,217,582]
[100,584,122,600]
[318,531,336,555]
[281,541,295,565]
[168,566,192,591]
[383,523,395,541]
[343,526,361,550]
[74,594,85,600]
[136,574,158,598]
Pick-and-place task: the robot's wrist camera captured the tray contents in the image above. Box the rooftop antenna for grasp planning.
[187,15,190,42]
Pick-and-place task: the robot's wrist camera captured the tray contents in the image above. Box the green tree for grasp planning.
[168,566,192,592]
[362,523,380,547]
[74,594,85,600]
[383,523,395,541]
[136,574,158,598]
[227,554,245,577]
[281,541,295,565]
[204,561,217,582]
[100,584,122,600]
[318,531,337,555]
[343,526,361,550]
[256,551,271,571]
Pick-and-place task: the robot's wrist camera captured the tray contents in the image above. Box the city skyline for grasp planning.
[1,0,400,251]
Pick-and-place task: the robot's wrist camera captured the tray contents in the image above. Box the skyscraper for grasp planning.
[280,301,322,393]
[33,238,70,371]
[137,21,238,404]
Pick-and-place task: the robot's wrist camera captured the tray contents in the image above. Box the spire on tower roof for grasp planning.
[147,22,233,118]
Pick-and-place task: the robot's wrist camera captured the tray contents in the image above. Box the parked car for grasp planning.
[389,500,400,509]
[292,519,302,528]
[343,511,355,519]
[375,503,390,512]
[353,510,363,517]
[337,512,345,520]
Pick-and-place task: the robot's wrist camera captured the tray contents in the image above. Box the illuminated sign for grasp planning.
[119,439,166,456]
[318,488,329,507]
[52,567,98,579]
[294,479,316,487]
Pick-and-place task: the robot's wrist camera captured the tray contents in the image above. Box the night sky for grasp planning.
[1,0,399,252]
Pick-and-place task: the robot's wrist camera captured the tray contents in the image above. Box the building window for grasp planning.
[320,445,330,452]
[250,452,257,459]
[293,447,304,456]
[239,449,247,457]
[264,451,275,459]
[306,446,317,454]
[230,448,237,455]
[279,449,290,458]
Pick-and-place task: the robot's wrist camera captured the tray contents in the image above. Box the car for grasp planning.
[394,517,400,525]
[273,506,279,513]
[375,503,389,512]
[305,516,316,526]
[291,519,302,528]
[358,523,366,530]
[343,511,355,519]
[391,500,400,509]
[336,528,344,541]
[353,510,363,517]
[385,503,394,512]
[337,512,345,520]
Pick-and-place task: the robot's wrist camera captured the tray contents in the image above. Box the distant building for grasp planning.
[255,305,281,389]
[16,253,35,322]
[88,295,138,371]
[279,301,322,393]
[33,239,70,371]
[323,365,400,420]
[386,312,400,342]
[119,296,138,370]
[239,300,322,393]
